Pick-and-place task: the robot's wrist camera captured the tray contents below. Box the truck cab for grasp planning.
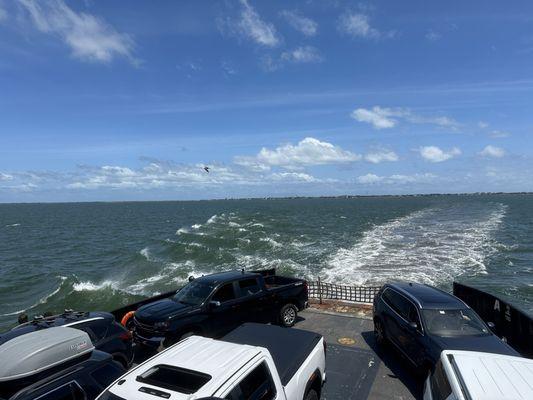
[98,323,326,400]
[133,270,308,350]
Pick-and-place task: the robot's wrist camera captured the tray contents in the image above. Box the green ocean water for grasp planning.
[1,194,532,331]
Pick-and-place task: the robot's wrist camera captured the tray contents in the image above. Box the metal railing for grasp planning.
[308,278,381,304]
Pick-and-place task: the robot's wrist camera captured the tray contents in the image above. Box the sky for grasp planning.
[1,0,533,202]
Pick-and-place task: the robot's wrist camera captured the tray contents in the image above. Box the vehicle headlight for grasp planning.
[154,321,170,329]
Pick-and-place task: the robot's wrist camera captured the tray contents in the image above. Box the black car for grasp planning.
[0,327,126,400]
[373,282,519,373]
[0,310,134,368]
[133,269,308,350]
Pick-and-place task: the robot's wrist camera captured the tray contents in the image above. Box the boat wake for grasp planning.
[323,203,508,287]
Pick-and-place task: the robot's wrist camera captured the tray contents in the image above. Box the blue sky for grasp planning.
[1,0,532,202]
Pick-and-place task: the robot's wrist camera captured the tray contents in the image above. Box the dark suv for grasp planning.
[373,282,519,373]
[0,328,126,400]
[0,311,134,368]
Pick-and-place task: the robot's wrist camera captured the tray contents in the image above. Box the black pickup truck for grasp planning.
[132,269,308,350]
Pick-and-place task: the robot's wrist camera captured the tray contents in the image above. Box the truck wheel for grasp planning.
[279,304,298,327]
[304,389,318,400]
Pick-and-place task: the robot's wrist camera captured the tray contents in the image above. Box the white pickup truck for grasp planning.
[97,323,326,400]
[424,350,533,400]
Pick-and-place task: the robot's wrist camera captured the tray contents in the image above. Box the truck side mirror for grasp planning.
[487,321,496,330]
[209,301,221,308]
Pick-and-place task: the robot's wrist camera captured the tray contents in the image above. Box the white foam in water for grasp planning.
[259,237,282,247]
[73,279,121,292]
[176,228,189,235]
[191,224,202,229]
[1,276,67,316]
[323,203,508,286]
[5,223,21,227]
[206,214,218,224]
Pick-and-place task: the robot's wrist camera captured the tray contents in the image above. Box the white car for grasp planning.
[424,350,533,400]
[97,323,326,400]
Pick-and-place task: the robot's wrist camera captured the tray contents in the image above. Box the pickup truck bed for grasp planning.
[223,322,321,386]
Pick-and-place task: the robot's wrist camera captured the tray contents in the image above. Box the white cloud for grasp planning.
[364,149,399,163]
[222,0,280,47]
[0,172,13,181]
[357,173,436,185]
[351,107,401,129]
[356,173,382,184]
[279,10,317,36]
[479,145,505,158]
[419,146,461,162]
[489,130,510,138]
[235,137,360,169]
[0,5,7,22]
[281,46,322,64]
[271,172,318,183]
[19,0,135,63]
[351,106,460,130]
[337,13,394,39]
[425,30,441,41]
[478,121,489,129]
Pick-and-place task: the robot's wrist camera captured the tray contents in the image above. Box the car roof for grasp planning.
[106,336,262,400]
[1,311,113,345]
[442,350,533,400]
[387,282,467,309]
[194,270,259,285]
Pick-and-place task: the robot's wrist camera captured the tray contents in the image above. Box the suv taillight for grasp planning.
[119,331,132,341]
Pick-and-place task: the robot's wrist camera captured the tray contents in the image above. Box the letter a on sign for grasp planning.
[494,299,500,311]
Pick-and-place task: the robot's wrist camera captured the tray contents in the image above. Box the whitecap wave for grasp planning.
[5,223,20,227]
[259,237,282,247]
[72,279,121,292]
[1,276,67,316]
[176,228,189,235]
[323,204,508,286]
[191,224,202,229]
[206,215,218,224]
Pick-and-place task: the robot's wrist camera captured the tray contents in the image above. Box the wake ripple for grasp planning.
[323,203,508,286]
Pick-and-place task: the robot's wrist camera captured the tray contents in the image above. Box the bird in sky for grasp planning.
[203,166,210,173]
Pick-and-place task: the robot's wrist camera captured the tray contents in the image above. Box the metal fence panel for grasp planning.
[308,280,381,304]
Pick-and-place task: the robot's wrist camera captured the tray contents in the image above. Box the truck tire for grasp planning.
[279,304,298,327]
[304,389,318,400]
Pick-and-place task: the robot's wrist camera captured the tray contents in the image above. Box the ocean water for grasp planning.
[1,195,532,331]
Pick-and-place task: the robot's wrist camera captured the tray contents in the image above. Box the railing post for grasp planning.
[318,277,322,305]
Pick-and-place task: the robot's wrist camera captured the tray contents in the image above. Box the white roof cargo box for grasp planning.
[0,327,94,382]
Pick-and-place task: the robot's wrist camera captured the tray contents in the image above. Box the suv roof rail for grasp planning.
[0,327,94,382]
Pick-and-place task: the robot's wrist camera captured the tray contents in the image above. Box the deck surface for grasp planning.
[296,309,423,400]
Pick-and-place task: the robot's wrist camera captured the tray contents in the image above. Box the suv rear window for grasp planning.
[136,365,211,394]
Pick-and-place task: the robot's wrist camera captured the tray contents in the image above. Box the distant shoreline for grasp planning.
[1,191,533,205]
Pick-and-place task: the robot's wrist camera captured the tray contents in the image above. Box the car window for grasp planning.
[407,303,422,331]
[422,308,489,337]
[382,289,410,320]
[238,279,261,297]
[225,362,276,400]
[35,381,86,400]
[91,362,125,388]
[430,360,453,400]
[174,281,215,306]
[212,283,236,303]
